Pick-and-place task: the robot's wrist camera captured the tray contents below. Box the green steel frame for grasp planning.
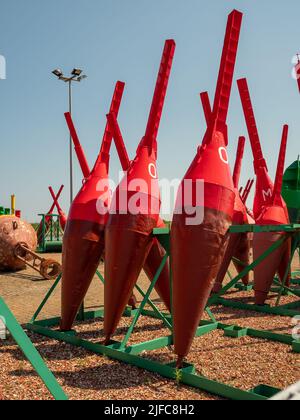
[37,214,63,254]
[25,225,300,401]
[0,297,67,400]
[210,224,300,317]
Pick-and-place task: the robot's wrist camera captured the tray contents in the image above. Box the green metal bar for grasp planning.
[205,307,217,324]
[77,303,85,322]
[0,298,67,400]
[95,267,171,330]
[119,254,168,350]
[208,235,288,306]
[31,274,62,323]
[276,235,300,306]
[42,214,46,252]
[232,257,248,268]
[229,224,300,234]
[96,270,105,285]
[56,216,60,241]
[227,270,234,281]
[26,323,266,401]
[134,283,172,331]
[274,279,300,300]
[214,297,300,318]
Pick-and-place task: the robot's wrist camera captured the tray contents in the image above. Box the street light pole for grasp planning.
[52,68,87,206]
[68,80,73,204]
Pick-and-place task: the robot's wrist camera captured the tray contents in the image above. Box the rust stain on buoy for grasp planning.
[0,216,37,271]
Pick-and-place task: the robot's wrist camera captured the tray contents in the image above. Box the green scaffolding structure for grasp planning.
[210,224,300,319]
[0,297,67,400]
[37,214,63,253]
[26,225,300,401]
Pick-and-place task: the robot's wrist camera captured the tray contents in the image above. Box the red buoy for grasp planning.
[171,10,243,366]
[213,136,251,292]
[49,186,67,231]
[104,40,176,343]
[200,92,252,292]
[238,78,291,304]
[106,113,171,312]
[254,126,290,304]
[37,185,64,244]
[237,78,275,219]
[60,81,126,331]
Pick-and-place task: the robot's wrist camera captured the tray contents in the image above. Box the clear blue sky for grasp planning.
[0,0,299,221]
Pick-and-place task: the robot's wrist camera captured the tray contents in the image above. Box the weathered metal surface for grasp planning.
[14,243,62,280]
[0,216,37,271]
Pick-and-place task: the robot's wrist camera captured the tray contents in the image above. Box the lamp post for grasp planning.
[52,68,87,205]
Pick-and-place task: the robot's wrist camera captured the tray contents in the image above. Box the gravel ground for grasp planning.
[0,255,299,400]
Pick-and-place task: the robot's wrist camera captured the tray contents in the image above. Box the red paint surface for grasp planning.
[171,10,243,364]
[49,186,67,231]
[37,185,64,244]
[104,40,176,342]
[61,81,126,331]
[238,78,291,304]
[253,126,290,303]
[213,136,251,292]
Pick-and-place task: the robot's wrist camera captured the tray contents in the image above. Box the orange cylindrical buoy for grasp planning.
[60,81,125,331]
[104,40,176,343]
[171,10,243,366]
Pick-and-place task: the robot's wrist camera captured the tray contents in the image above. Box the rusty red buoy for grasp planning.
[171,10,243,366]
[0,216,37,272]
[104,40,176,343]
[238,77,290,304]
[60,81,126,331]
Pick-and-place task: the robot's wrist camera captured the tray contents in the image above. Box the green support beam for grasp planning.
[24,225,300,401]
[0,298,67,400]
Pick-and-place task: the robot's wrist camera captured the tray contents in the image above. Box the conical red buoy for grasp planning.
[104,40,176,343]
[237,78,276,219]
[238,79,291,304]
[60,81,126,331]
[107,113,171,312]
[49,186,67,231]
[253,125,290,304]
[199,92,251,292]
[171,10,243,366]
[213,136,251,292]
[37,185,64,244]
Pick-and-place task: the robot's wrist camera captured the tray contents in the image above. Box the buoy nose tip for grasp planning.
[176,356,185,370]
[254,290,268,306]
[103,336,111,346]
